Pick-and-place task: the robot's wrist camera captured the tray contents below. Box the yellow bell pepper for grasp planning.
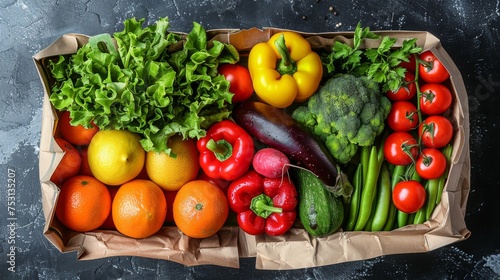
[248,31,323,108]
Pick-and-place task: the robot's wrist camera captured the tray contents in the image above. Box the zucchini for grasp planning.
[292,168,344,237]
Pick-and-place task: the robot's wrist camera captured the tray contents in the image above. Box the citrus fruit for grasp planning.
[100,186,119,230]
[78,147,93,176]
[173,180,229,238]
[146,135,200,191]
[112,179,167,239]
[51,138,82,185]
[55,175,111,232]
[59,111,99,146]
[87,130,145,186]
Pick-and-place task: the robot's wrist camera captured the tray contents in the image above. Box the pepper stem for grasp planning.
[206,138,233,162]
[250,194,282,219]
[274,34,297,75]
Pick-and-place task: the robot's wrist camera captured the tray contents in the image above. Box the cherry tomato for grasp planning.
[218,64,254,103]
[383,132,419,165]
[416,148,447,180]
[399,53,417,73]
[419,83,452,115]
[386,71,417,102]
[387,101,419,132]
[392,180,426,214]
[418,51,450,83]
[418,115,453,149]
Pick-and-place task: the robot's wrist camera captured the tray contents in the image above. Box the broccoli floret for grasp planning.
[292,74,391,164]
[324,134,358,166]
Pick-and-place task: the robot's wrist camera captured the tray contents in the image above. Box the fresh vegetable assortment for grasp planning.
[48,17,459,239]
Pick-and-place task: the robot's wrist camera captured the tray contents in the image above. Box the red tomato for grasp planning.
[418,51,450,83]
[218,64,253,103]
[386,71,417,102]
[416,148,447,180]
[399,53,417,73]
[418,116,453,148]
[383,132,419,165]
[387,101,419,132]
[392,180,426,214]
[419,83,452,115]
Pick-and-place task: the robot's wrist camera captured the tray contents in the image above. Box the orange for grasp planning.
[100,186,119,230]
[87,129,145,186]
[55,175,111,232]
[173,180,229,238]
[58,110,99,146]
[146,135,200,191]
[78,147,93,176]
[112,179,167,238]
[51,138,82,185]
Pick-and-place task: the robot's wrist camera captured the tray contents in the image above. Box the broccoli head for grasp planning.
[292,74,391,164]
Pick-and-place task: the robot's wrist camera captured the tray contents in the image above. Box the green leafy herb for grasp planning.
[324,22,422,92]
[49,17,239,155]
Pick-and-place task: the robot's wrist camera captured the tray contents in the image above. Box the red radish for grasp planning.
[252,148,290,178]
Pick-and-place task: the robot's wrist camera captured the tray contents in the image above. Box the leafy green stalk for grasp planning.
[324,22,422,92]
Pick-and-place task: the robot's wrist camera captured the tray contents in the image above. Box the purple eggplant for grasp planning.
[232,101,352,197]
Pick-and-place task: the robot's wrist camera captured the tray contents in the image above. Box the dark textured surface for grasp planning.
[1,0,499,279]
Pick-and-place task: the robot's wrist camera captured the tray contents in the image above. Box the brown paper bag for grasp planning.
[34,28,470,270]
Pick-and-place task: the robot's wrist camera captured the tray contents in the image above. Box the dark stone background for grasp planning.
[1,0,499,279]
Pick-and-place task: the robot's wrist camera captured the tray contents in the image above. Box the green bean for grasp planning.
[361,145,370,184]
[436,144,453,205]
[371,164,391,231]
[413,207,426,224]
[344,164,363,231]
[354,145,382,231]
[397,210,408,228]
[383,204,397,231]
[407,212,415,224]
[363,198,378,231]
[425,179,440,220]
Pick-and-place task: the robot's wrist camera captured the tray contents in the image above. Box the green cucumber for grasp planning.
[293,168,344,237]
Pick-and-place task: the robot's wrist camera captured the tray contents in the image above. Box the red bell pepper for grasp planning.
[227,170,298,236]
[197,120,254,181]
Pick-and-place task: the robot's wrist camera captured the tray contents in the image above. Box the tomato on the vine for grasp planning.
[419,83,452,115]
[387,101,419,132]
[218,64,254,103]
[386,71,416,102]
[416,148,447,180]
[392,180,426,214]
[399,53,417,73]
[383,132,419,165]
[419,115,453,149]
[418,51,450,83]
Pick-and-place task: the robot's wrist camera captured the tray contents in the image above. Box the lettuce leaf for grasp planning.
[49,17,239,155]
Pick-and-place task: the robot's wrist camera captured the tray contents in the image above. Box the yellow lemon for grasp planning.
[87,130,145,186]
[146,135,200,191]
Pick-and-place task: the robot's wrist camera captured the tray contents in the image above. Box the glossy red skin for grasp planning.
[418,115,453,149]
[386,71,417,102]
[387,101,419,132]
[416,148,447,180]
[392,180,427,214]
[419,83,453,115]
[418,51,450,83]
[383,132,419,165]
[227,170,298,236]
[197,120,254,181]
[218,64,254,103]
